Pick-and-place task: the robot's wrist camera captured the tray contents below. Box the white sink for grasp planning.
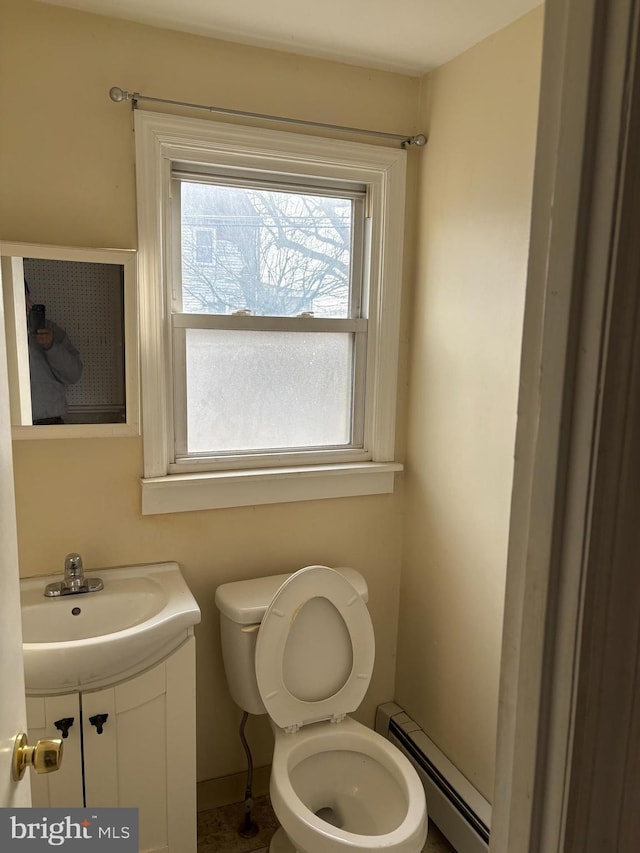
[20,562,201,695]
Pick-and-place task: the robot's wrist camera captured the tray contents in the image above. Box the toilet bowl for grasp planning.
[269,717,427,853]
[215,565,428,853]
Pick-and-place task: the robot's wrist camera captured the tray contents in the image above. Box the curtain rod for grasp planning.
[109,87,427,149]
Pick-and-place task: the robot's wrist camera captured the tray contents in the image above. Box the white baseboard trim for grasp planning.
[376,702,491,853]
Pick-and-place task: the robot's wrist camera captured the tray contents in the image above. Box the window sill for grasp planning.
[141,461,403,515]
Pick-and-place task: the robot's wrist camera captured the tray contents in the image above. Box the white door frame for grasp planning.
[492,0,640,849]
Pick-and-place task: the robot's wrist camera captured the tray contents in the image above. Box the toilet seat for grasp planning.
[255,565,375,732]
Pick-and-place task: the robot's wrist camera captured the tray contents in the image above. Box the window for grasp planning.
[173,176,366,465]
[135,113,406,513]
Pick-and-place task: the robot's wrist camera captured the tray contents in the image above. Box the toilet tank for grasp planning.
[215,567,368,716]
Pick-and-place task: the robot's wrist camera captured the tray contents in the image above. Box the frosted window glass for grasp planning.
[185,330,353,453]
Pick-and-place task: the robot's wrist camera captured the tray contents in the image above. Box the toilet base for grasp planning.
[270,826,297,853]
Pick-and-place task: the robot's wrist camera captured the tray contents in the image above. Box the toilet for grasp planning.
[215,565,428,853]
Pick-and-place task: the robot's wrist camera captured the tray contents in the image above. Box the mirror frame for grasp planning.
[0,242,139,439]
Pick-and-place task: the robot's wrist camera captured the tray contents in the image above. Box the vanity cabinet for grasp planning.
[26,637,196,853]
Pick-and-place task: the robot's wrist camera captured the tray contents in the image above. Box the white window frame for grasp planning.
[135,111,406,514]
[169,173,368,470]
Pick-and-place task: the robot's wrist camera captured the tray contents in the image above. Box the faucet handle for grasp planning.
[64,553,83,576]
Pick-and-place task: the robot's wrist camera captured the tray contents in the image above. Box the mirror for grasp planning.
[0,242,138,438]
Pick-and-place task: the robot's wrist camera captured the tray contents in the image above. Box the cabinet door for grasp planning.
[82,639,197,852]
[83,674,167,852]
[26,694,83,807]
[80,688,118,808]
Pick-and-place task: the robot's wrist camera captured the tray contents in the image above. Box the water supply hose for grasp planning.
[238,711,259,838]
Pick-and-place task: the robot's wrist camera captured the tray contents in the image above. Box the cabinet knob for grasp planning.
[89,713,109,734]
[54,717,75,739]
[12,732,64,781]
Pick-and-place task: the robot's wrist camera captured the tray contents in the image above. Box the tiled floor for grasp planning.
[197,795,456,852]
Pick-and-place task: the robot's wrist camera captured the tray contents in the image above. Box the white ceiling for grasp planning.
[39,0,540,75]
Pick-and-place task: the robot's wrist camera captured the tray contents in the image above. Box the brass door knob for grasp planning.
[12,732,63,781]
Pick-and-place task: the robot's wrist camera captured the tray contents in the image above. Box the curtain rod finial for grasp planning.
[404,134,427,148]
[109,87,129,103]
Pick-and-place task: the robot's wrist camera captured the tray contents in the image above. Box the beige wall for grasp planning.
[0,0,419,783]
[396,8,544,801]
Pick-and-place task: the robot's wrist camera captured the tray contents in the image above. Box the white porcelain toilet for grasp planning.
[215,565,428,853]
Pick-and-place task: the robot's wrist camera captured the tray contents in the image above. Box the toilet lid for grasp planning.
[255,565,375,731]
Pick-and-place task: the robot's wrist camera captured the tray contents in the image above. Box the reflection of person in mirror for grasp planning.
[26,282,83,425]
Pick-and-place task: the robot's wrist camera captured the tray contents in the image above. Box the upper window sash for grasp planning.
[170,176,366,322]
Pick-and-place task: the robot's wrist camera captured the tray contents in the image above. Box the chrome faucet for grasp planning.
[44,553,104,597]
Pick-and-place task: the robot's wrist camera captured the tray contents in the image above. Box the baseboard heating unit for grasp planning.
[375,703,491,853]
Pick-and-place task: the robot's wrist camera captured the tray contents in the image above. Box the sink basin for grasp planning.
[20,562,201,695]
